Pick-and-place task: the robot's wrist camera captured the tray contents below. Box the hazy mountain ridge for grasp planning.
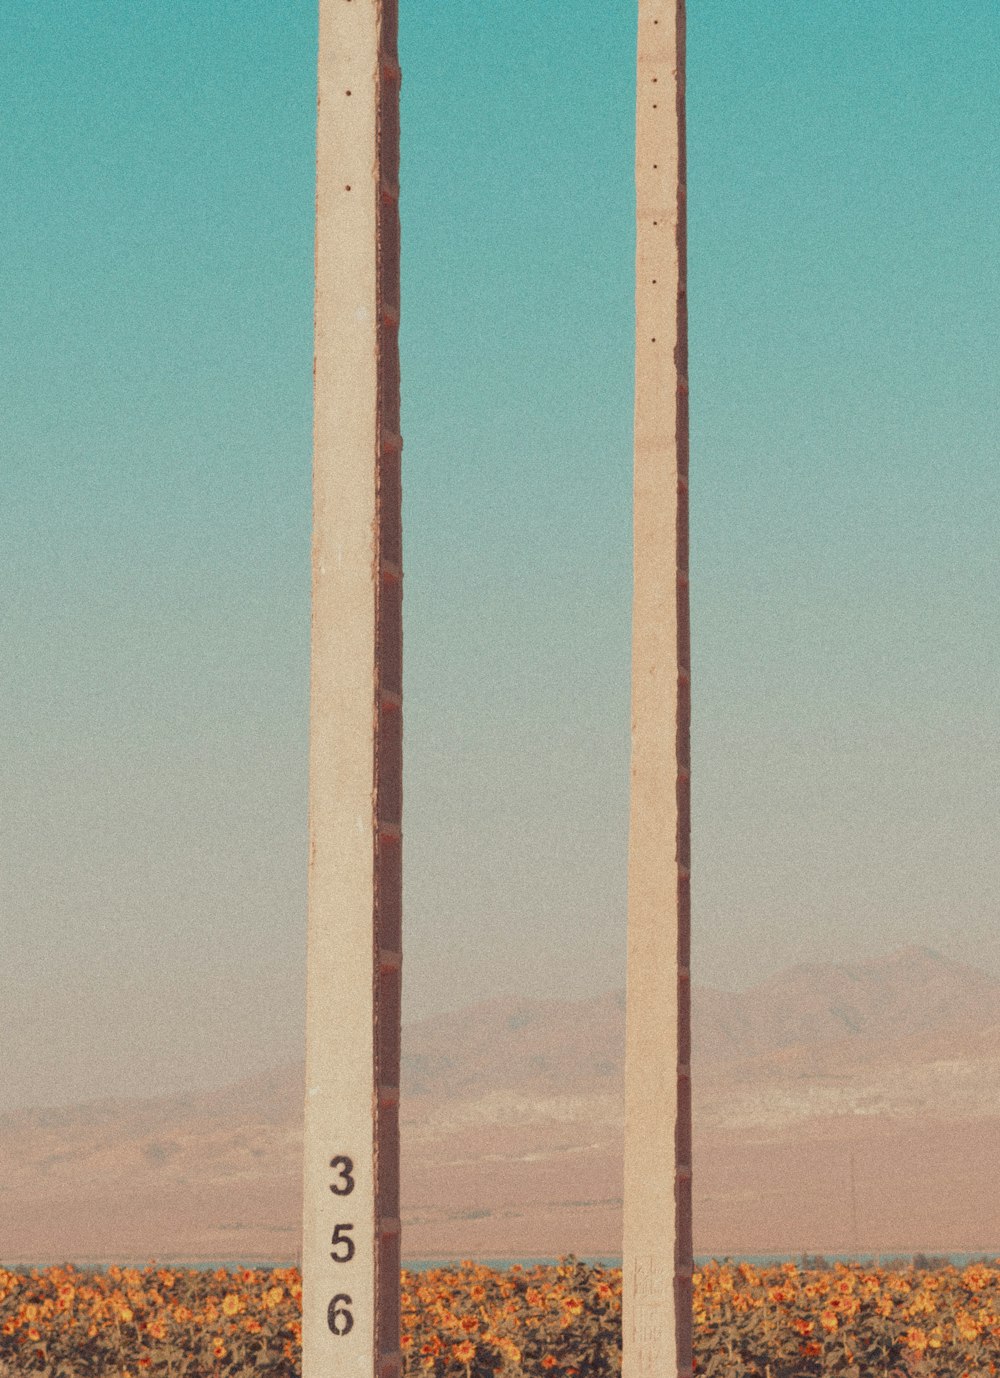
[401,944,1000,1098]
[3,945,999,1263]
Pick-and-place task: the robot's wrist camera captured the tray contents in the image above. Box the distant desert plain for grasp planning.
[2,946,999,1266]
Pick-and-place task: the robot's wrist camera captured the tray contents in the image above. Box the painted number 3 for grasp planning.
[329,1155,355,1195]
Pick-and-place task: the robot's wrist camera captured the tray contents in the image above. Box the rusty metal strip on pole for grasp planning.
[303,1,402,1375]
[622,1,692,1376]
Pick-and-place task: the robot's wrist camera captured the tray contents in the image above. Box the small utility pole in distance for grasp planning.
[622,2,693,1377]
[302,2,403,1377]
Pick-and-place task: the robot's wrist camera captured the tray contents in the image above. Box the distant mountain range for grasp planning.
[403,943,1000,1093]
[2,945,999,1266]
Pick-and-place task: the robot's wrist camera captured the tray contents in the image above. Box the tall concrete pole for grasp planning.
[622,1,692,1377]
[302,2,402,1377]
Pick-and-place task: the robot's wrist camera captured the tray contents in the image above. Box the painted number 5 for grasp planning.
[330,1223,355,1262]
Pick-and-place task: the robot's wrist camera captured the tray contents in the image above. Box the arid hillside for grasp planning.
[2,946,998,1265]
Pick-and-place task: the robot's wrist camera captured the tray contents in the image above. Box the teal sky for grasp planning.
[2,1,997,1109]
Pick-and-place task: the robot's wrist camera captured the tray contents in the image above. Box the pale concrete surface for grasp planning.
[304,1,402,1376]
[623,1,691,1375]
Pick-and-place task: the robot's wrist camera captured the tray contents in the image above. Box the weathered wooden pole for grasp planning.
[302,1,403,1376]
[622,1,692,1376]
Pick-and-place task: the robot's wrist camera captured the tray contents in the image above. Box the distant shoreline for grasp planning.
[6,1251,1000,1274]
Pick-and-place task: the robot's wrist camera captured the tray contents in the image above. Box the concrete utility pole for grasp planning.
[302,1,403,1376]
[622,1,692,1376]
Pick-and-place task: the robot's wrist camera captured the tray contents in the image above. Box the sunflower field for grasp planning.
[2,1256,1000,1377]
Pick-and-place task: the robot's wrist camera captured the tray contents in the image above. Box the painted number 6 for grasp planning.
[327,1293,354,1336]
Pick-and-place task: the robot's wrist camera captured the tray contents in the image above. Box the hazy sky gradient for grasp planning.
[2,0,998,1110]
